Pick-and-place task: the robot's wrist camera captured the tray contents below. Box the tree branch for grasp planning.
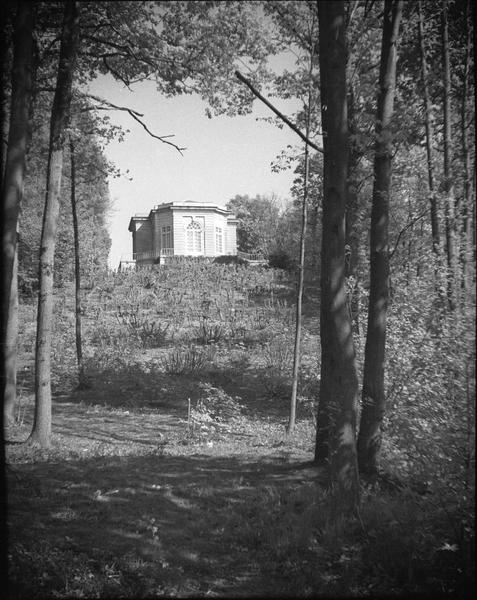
[128,111,186,154]
[82,93,144,116]
[389,208,430,259]
[235,70,323,153]
[82,93,186,154]
[103,56,132,88]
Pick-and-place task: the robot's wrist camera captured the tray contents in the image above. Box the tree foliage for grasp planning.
[226,194,282,256]
[18,99,112,295]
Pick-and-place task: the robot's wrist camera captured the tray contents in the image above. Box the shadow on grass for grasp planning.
[45,361,303,422]
[8,453,322,598]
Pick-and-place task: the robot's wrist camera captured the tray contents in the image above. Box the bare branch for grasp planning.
[389,208,430,259]
[82,93,144,116]
[128,111,186,154]
[235,70,323,153]
[80,93,186,154]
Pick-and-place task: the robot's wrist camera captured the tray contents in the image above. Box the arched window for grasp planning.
[186,219,203,254]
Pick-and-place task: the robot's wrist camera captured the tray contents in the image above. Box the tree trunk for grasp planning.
[0,2,14,590]
[357,0,403,477]
[417,1,440,259]
[287,50,315,435]
[441,0,457,311]
[314,0,360,508]
[69,138,85,387]
[345,1,362,335]
[459,0,472,297]
[0,2,12,180]
[287,118,310,435]
[345,79,362,335]
[30,0,79,448]
[1,1,36,426]
[4,243,18,426]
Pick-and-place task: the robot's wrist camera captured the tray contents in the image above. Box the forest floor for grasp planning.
[6,265,475,598]
[7,391,326,598]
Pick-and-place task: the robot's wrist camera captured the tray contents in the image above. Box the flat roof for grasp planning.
[152,201,230,213]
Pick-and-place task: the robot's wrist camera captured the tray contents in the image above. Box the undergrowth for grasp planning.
[9,261,475,598]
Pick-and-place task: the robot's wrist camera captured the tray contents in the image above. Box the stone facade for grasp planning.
[128,201,238,266]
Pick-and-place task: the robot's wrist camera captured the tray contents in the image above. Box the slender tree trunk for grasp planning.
[0,2,12,180]
[405,194,413,287]
[345,85,360,279]
[344,0,362,333]
[314,0,360,508]
[287,100,312,435]
[357,0,403,477]
[441,0,457,311]
[30,0,79,448]
[1,1,35,426]
[417,1,440,259]
[345,79,362,334]
[69,138,85,387]
[460,0,472,296]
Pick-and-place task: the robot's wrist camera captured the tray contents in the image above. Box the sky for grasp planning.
[87,71,303,269]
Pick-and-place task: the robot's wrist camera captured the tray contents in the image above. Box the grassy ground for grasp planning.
[6,263,475,598]
[7,399,318,598]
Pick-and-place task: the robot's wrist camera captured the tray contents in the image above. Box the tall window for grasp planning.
[161,225,172,252]
[215,227,223,254]
[186,219,203,254]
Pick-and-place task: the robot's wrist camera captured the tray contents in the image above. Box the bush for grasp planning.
[194,319,225,344]
[116,312,170,348]
[268,251,296,271]
[213,255,247,266]
[263,334,293,397]
[161,344,215,375]
[197,382,244,421]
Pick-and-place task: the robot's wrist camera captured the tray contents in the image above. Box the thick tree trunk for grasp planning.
[4,244,18,426]
[69,138,85,387]
[441,0,457,311]
[30,0,79,448]
[314,0,360,507]
[0,2,13,591]
[417,1,440,259]
[357,0,402,477]
[1,1,35,426]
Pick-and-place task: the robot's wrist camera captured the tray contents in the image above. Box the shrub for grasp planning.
[268,251,296,271]
[116,312,170,348]
[90,322,136,351]
[263,335,293,397]
[197,382,244,421]
[382,275,476,485]
[194,319,225,344]
[161,344,215,375]
[213,255,247,266]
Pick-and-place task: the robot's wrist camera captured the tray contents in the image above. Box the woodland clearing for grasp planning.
[6,262,475,598]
